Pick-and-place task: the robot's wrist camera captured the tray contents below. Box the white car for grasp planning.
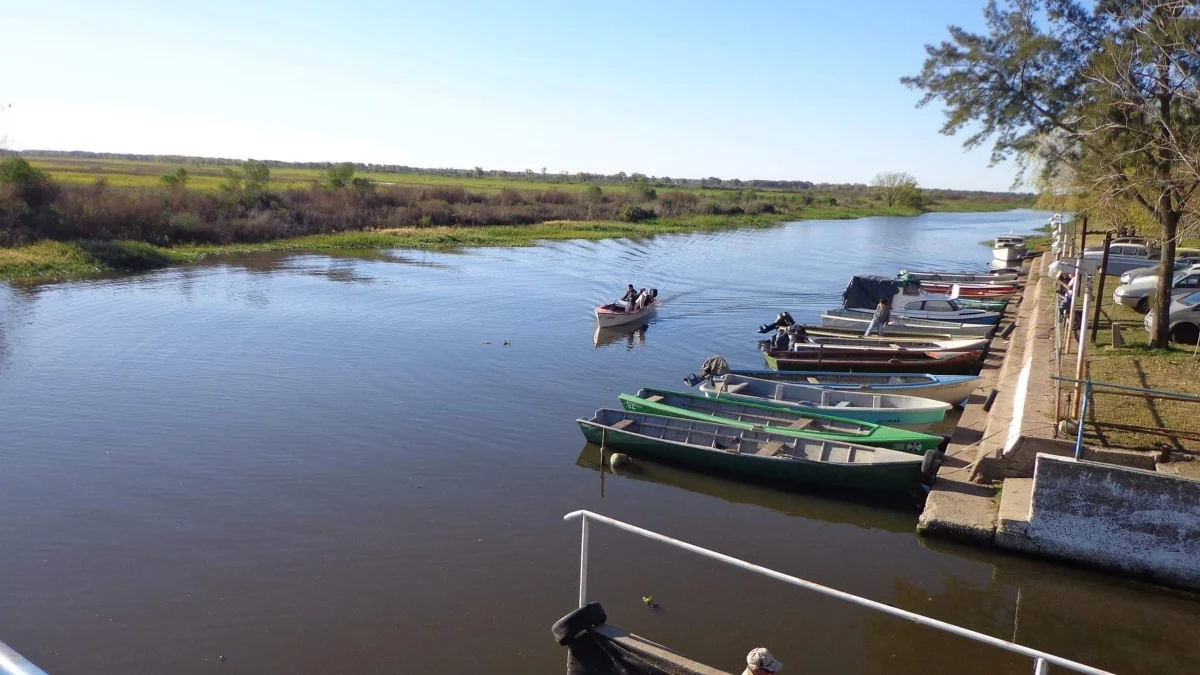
[1113,265,1200,313]
[1083,242,1161,276]
[1144,290,1200,344]
[1119,256,1200,285]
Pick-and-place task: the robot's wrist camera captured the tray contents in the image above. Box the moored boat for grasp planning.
[901,269,1020,284]
[785,335,987,352]
[764,348,981,375]
[920,282,1017,297]
[699,374,952,428]
[993,235,1027,262]
[820,310,996,337]
[948,296,1008,311]
[621,388,946,453]
[723,370,980,405]
[577,409,939,492]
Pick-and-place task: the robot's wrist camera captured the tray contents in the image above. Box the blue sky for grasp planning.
[1,1,1020,191]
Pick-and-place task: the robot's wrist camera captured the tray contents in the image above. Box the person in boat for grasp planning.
[742,647,783,674]
[864,297,890,338]
[634,288,649,310]
[621,284,638,310]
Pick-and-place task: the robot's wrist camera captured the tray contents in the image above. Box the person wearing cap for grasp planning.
[743,647,783,674]
[621,284,638,310]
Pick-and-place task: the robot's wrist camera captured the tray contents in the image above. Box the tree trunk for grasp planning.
[1150,210,1179,349]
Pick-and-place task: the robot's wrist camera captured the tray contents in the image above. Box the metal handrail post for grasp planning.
[1035,657,1049,675]
[1075,381,1091,459]
[564,510,1114,675]
[578,513,589,608]
[0,640,49,675]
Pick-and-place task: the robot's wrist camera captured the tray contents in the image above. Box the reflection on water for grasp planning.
[1,210,1198,674]
[593,323,650,350]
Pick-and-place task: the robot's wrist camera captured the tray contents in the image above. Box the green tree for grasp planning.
[243,159,270,194]
[473,166,484,178]
[325,163,356,189]
[894,183,926,209]
[160,167,190,188]
[585,184,603,200]
[871,171,918,207]
[903,0,1200,348]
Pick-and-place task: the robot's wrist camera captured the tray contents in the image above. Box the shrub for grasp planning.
[704,201,724,215]
[748,201,776,214]
[726,204,744,215]
[632,185,657,202]
[585,185,603,200]
[621,205,656,222]
[325,163,356,189]
[160,168,189,188]
[0,157,58,208]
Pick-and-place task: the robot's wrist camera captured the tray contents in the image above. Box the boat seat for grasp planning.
[833,401,852,408]
[611,419,636,431]
[756,441,786,457]
[806,377,820,384]
[646,395,665,403]
[787,418,815,430]
[723,382,749,394]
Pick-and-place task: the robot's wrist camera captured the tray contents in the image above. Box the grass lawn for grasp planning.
[1078,276,1200,459]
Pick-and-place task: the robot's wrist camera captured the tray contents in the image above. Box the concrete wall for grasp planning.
[1026,454,1200,590]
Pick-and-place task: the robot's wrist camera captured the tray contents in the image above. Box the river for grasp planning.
[1,210,1197,674]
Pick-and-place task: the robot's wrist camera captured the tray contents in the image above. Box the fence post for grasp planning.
[1074,381,1091,459]
[1091,232,1112,344]
[578,513,590,608]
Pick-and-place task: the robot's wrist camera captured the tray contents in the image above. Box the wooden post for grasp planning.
[1091,232,1112,344]
[1078,214,1089,254]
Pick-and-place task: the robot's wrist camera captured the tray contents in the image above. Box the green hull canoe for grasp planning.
[619,388,944,453]
[578,409,937,494]
[954,297,1008,311]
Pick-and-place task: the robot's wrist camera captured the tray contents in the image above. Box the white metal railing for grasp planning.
[0,640,48,675]
[564,510,1115,675]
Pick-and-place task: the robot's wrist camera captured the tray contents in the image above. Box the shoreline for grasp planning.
[0,205,1029,282]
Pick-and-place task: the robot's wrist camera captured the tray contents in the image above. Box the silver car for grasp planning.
[1113,265,1200,313]
[1118,256,1200,285]
[1144,290,1200,344]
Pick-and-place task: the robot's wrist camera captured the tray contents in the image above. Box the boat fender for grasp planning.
[921,449,943,486]
[936,435,951,453]
[552,602,608,645]
[610,453,632,469]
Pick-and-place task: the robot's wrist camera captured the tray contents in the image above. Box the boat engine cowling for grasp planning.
[683,355,730,387]
[757,311,795,334]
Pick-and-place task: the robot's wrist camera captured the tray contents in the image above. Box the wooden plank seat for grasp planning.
[756,441,786,457]
[787,418,815,430]
[646,395,665,403]
[611,419,636,431]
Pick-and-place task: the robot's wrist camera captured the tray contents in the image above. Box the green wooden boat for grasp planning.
[577,409,940,493]
[619,388,944,453]
[952,297,1008,311]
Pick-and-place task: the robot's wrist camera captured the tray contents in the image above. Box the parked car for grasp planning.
[1113,265,1200,313]
[1144,290,1200,344]
[1118,255,1200,285]
[1083,242,1160,276]
[1087,236,1152,251]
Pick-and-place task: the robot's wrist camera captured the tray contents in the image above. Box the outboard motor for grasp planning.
[757,311,796,334]
[683,355,729,387]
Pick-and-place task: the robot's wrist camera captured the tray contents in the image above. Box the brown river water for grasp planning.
[2,211,1198,674]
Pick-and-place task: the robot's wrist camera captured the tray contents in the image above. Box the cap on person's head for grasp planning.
[747,648,783,672]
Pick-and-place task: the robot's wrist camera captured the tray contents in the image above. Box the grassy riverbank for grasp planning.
[1,153,1035,281]
[0,214,798,280]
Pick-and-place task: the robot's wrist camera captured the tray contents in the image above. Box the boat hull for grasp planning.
[824,309,999,331]
[620,390,945,452]
[904,270,1020,284]
[700,376,951,428]
[725,371,980,406]
[992,247,1025,262]
[763,350,981,376]
[577,416,927,493]
[594,300,659,327]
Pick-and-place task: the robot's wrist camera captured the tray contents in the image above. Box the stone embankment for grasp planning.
[918,254,1200,592]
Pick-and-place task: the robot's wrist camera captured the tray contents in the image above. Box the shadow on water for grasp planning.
[574,444,919,531]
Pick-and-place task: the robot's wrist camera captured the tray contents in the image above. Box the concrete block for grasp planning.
[1024,454,1200,591]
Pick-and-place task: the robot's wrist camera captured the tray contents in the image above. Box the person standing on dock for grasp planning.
[864,298,890,338]
[743,647,783,674]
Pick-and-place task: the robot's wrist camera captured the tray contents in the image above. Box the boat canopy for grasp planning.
[841,275,920,309]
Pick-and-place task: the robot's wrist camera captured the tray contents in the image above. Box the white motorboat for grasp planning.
[992,235,1027,263]
[594,299,660,327]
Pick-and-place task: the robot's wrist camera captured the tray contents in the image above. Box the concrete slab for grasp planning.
[994,478,1034,552]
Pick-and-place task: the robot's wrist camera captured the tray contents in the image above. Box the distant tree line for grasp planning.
[16,150,1032,200]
